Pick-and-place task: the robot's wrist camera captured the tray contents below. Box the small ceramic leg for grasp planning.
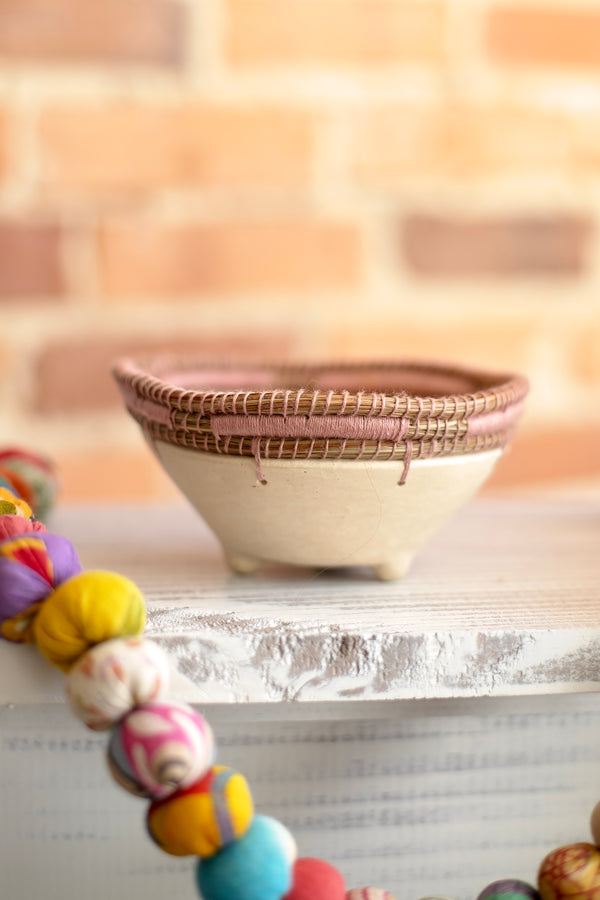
[226,552,260,575]
[374,554,414,581]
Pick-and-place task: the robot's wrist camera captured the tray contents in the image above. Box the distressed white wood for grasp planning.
[1,498,599,705]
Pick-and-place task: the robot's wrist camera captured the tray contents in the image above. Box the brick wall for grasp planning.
[1,0,599,501]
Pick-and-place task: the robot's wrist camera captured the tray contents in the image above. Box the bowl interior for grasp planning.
[135,359,510,400]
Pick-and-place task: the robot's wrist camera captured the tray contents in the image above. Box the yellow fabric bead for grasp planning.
[147,765,254,858]
[33,570,146,672]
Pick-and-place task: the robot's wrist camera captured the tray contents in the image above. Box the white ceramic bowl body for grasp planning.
[154,441,502,580]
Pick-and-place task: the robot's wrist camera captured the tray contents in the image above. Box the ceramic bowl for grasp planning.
[113,358,528,580]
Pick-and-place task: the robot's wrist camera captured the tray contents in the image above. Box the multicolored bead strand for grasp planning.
[2,444,600,900]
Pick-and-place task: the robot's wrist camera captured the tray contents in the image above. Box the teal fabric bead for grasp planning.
[196,814,296,900]
[477,879,540,900]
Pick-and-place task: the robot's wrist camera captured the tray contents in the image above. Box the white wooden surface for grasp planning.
[1,498,599,900]
[1,498,598,705]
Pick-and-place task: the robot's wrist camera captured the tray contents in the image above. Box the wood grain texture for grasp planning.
[3,695,600,900]
[1,498,597,704]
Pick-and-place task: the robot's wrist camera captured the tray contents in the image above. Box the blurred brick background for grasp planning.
[1,0,599,501]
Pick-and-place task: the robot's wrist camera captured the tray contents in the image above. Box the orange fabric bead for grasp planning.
[147,765,253,857]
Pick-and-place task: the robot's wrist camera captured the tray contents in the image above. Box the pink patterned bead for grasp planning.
[108,700,214,800]
[66,637,171,730]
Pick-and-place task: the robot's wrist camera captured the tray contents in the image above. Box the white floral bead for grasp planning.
[66,636,171,730]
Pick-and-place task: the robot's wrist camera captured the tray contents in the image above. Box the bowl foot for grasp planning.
[226,552,261,575]
[373,554,414,581]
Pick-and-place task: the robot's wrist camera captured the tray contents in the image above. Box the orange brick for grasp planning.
[353,105,568,183]
[487,6,600,68]
[486,426,600,490]
[572,323,600,386]
[34,333,299,414]
[99,220,362,298]
[55,447,178,503]
[40,105,315,193]
[226,0,446,65]
[0,221,65,299]
[570,117,600,174]
[400,214,592,278]
[0,0,184,66]
[330,320,539,377]
[0,110,7,181]
[0,344,9,380]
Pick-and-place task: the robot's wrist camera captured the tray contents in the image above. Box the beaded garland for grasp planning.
[2,446,600,900]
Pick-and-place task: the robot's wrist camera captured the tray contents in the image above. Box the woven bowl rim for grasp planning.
[112,355,528,476]
[112,355,528,419]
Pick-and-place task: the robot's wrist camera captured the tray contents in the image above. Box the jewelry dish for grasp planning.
[112,358,528,580]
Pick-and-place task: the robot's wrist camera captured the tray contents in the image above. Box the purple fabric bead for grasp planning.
[0,531,82,626]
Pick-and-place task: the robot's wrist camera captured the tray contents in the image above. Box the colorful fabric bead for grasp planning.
[66,636,171,730]
[1,602,46,642]
[0,447,57,520]
[107,700,214,800]
[590,800,600,846]
[147,764,253,857]
[478,881,540,900]
[0,467,35,509]
[33,569,146,671]
[0,487,33,520]
[415,896,455,900]
[283,857,346,900]
[538,843,600,900]
[0,473,15,492]
[0,532,82,641]
[347,890,398,900]
[0,515,46,542]
[196,814,296,900]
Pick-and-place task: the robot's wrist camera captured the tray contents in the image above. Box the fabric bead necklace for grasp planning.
[1,445,599,900]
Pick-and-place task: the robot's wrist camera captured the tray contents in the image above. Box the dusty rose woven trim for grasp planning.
[466,401,525,437]
[143,423,510,467]
[119,383,173,428]
[210,414,411,442]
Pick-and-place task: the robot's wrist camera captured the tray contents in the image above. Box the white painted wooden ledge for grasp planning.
[1,498,599,705]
